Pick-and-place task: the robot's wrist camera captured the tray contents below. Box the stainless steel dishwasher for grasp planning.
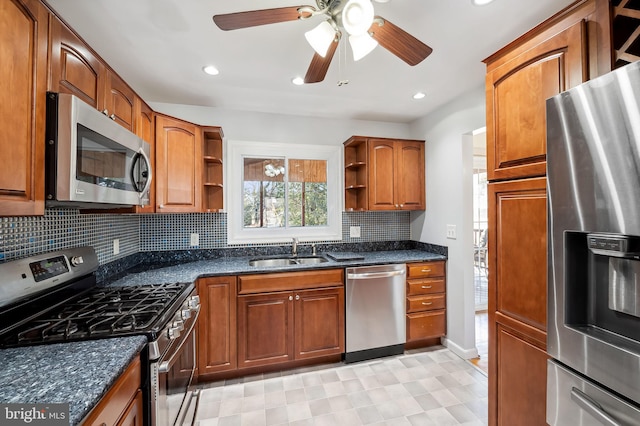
[345,263,406,363]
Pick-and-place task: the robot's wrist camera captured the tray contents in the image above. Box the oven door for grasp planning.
[150,308,200,426]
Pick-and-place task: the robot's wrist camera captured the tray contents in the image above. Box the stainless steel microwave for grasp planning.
[45,92,152,208]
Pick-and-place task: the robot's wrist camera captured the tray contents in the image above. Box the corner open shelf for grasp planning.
[203,127,224,212]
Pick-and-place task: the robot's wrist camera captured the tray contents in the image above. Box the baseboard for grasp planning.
[442,338,479,360]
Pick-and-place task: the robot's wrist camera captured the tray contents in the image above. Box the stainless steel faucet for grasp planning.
[292,238,299,257]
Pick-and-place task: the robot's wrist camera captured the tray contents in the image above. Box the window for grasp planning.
[227,141,342,244]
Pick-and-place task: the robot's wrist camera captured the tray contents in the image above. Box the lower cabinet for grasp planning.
[237,286,345,369]
[405,261,447,346]
[197,276,237,377]
[196,269,345,380]
[83,357,142,426]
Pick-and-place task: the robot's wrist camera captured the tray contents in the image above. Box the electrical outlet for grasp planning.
[350,226,361,238]
[113,239,120,255]
[190,233,200,247]
[446,224,457,239]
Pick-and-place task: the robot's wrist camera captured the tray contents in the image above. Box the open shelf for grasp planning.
[344,137,369,211]
[203,127,224,212]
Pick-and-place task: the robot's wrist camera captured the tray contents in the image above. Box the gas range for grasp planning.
[0,247,201,426]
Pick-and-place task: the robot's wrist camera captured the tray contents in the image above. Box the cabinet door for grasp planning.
[116,390,143,426]
[197,277,237,376]
[50,17,105,109]
[105,71,136,131]
[395,141,425,210]
[237,292,294,369]
[495,326,548,426]
[368,139,396,210]
[486,21,586,181]
[294,287,344,360]
[0,0,48,216]
[155,115,202,213]
[488,177,547,425]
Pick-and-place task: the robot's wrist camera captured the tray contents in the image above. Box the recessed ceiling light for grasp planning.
[292,77,305,86]
[472,0,495,5]
[203,65,219,76]
[413,92,426,100]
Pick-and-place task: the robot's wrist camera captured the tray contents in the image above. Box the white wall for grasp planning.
[409,85,485,359]
[149,103,412,146]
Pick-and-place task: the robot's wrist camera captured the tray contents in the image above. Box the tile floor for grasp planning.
[195,346,488,426]
[470,312,488,374]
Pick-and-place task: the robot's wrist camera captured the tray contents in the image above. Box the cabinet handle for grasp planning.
[421,285,432,289]
[109,114,116,120]
[395,204,399,208]
[159,204,164,209]
[421,269,432,272]
[102,109,109,116]
[400,204,404,208]
[295,295,300,301]
[289,295,293,301]
[422,302,433,306]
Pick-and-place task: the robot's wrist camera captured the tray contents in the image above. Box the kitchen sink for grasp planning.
[248,256,329,267]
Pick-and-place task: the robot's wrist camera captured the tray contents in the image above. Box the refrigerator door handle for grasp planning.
[570,387,621,426]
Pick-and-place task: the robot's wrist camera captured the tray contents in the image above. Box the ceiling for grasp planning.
[44,0,575,123]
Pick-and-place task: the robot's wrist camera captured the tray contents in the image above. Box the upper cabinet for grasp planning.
[155,115,202,213]
[50,16,136,132]
[202,127,224,212]
[484,0,612,182]
[0,0,49,216]
[344,136,425,211]
[133,98,155,214]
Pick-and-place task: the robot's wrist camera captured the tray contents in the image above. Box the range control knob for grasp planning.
[173,320,185,331]
[70,256,84,267]
[188,295,200,309]
[181,309,192,320]
[167,326,181,340]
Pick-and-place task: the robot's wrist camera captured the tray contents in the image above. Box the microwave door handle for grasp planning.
[132,148,153,198]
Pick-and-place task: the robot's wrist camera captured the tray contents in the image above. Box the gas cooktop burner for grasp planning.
[1,283,191,347]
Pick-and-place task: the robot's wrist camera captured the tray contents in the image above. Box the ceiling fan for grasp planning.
[212,0,433,84]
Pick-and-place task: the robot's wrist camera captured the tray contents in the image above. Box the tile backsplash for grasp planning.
[0,209,410,265]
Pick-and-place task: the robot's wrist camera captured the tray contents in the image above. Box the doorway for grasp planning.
[471,127,488,373]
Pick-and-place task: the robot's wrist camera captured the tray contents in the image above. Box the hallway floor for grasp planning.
[469,312,488,374]
[195,346,488,425]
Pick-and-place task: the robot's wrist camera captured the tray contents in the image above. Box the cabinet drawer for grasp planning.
[407,261,445,278]
[407,278,445,296]
[407,294,445,313]
[407,310,446,341]
[238,269,344,294]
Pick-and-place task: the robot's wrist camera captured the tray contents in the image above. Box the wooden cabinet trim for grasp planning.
[82,356,141,426]
[238,269,344,294]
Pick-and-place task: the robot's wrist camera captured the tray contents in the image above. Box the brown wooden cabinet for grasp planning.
[197,276,237,377]
[202,127,224,212]
[132,98,155,213]
[155,114,202,213]
[484,1,611,424]
[105,70,136,132]
[0,0,49,216]
[344,136,425,211]
[237,269,345,370]
[83,356,142,426]
[405,261,446,346]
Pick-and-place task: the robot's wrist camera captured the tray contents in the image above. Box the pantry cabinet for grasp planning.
[0,0,49,216]
[344,136,425,211]
[483,1,611,424]
[155,114,202,213]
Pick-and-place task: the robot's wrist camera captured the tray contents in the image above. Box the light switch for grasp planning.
[446,225,457,239]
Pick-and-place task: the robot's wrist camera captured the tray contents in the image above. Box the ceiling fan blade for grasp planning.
[368,16,433,66]
[213,6,315,31]
[304,37,339,84]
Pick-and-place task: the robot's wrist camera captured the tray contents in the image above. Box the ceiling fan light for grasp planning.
[305,20,336,57]
[342,0,375,36]
[349,33,378,61]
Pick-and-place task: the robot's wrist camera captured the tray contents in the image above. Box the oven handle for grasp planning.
[158,306,200,374]
[570,387,621,426]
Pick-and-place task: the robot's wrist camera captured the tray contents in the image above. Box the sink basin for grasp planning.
[248,258,298,267]
[295,256,329,264]
[248,256,329,267]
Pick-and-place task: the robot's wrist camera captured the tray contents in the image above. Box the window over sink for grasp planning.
[227,141,342,244]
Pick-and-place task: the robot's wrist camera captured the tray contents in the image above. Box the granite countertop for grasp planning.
[0,336,147,426]
[105,249,446,287]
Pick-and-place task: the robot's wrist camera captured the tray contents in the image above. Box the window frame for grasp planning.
[226,140,343,245]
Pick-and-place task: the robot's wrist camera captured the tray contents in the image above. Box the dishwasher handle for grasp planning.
[347,269,406,280]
